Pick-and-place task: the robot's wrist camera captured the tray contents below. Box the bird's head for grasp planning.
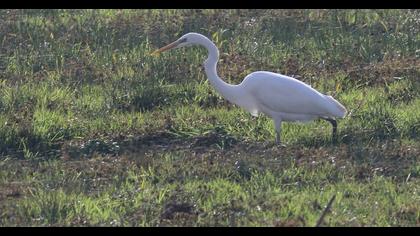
[151,33,205,56]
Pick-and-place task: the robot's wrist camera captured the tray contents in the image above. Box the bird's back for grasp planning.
[239,71,346,118]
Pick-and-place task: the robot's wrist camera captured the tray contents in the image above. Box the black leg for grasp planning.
[322,117,337,139]
[274,119,282,145]
[253,116,259,139]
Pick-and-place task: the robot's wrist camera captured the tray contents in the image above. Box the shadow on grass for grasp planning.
[0,132,61,160]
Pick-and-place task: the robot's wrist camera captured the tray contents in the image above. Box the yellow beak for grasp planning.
[151,40,180,56]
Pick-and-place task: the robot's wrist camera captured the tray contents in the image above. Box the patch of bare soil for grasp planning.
[339,56,420,87]
[161,202,196,220]
[0,183,25,201]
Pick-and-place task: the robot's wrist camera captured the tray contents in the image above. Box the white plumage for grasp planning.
[153,32,347,143]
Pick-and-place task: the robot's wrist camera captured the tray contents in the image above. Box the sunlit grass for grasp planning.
[0,9,419,226]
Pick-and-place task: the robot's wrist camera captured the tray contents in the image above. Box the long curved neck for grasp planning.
[200,37,241,105]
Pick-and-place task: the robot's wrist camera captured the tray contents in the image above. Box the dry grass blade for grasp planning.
[315,194,336,227]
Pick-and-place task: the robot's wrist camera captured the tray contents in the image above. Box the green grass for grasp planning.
[0,9,419,226]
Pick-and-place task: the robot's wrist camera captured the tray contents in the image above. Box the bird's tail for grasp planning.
[325,95,347,118]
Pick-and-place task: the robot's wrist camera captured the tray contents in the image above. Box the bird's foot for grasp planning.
[278,143,287,148]
[275,142,287,149]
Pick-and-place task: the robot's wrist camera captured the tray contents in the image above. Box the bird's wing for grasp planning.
[243,72,332,116]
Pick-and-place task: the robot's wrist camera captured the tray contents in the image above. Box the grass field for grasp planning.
[0,9,419,226]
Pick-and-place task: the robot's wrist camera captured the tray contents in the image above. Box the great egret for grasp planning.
[152,32,347,144]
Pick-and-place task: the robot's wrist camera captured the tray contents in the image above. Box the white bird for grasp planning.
[152,32,347,144]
